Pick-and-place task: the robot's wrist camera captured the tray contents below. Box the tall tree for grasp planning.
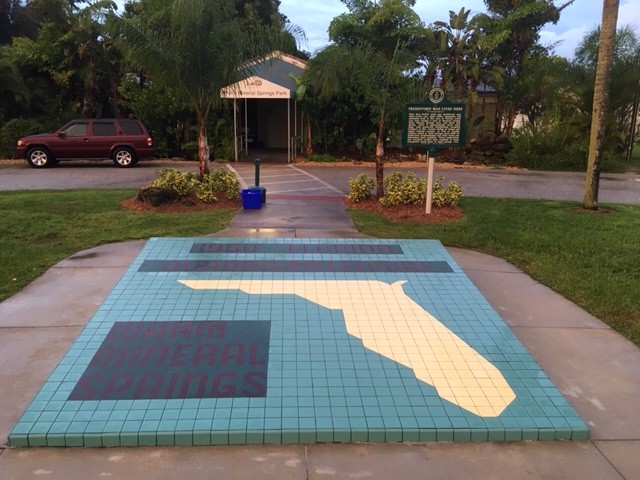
[109,0,291,176]
[0,0,37,45]
[513,48,571,126]
[429,8,505,100]
[1,0,120,122]
[310,0,427,197]
[0,0,12,44]
[0,46,31,118]
[426,7,506,145]
[574,25,640,156]
[479,0,574,136]
[583,0,620,209]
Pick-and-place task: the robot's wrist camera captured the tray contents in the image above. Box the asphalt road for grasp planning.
[1,158,639,205]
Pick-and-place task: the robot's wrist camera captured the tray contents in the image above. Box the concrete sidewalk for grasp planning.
[1,197,639,479]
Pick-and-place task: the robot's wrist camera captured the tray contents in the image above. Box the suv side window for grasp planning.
[118,119,144,135]
[61,122,88,136]
[93,122,118,136]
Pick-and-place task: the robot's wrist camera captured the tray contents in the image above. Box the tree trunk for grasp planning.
[501,104,518,138]
[197,112,211,178]
[583,0,619,210]
[626,99,639,163]
[304,115,313,157]
[374,114,385,199]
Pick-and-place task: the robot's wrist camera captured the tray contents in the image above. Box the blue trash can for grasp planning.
[250,185,266,204]
[241,188,262,209]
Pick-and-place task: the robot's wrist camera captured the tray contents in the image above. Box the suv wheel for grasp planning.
[112,147,137,168]
[26,147,53,168]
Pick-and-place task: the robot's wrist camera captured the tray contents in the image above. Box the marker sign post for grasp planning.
[402,88,466,214]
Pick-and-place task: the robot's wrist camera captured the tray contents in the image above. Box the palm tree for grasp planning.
[289,73,313,156]
[310,0,427,198]
[431,8,479,101]
[575,25,640,160]
[427,8,506,144]
[583,0,620,210]
[109,0,289,177]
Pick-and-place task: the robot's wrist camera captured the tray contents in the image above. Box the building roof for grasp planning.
[220,51,308,99]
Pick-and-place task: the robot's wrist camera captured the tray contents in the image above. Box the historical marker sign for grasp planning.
[402,92,466,149]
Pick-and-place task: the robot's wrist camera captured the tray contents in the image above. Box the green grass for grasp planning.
[348,197,640,347]
[0,189,237,301]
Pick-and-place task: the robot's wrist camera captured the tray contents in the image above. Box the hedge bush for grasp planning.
[348,173,375,202]
[432,176,464,207]
[0,118,44,158]
[379,171,426,207]
[148,167,240,204]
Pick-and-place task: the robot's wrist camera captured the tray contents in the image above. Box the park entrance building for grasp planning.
[221,51,307,163]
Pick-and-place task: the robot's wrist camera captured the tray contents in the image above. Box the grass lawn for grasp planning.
[348,197,640,347]
[0,189,236,301]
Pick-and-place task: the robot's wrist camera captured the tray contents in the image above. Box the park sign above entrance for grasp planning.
[402,88,466,150]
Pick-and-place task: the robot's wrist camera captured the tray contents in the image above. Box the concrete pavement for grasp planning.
[1,191,639,479]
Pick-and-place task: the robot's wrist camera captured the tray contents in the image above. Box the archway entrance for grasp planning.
[220,51,307,163]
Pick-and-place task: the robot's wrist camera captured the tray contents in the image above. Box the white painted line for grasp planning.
[288,165,344,195]
[267,186,341,194]
[261,179,318,186]
[259,174,310,180]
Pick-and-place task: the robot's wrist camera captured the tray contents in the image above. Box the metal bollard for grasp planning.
[252,158,266,204]
[254,158,260,187]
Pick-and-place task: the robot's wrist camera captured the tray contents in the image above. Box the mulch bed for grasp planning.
[121,194,463,224]
[121,195,241,213]
[344,198,463,224]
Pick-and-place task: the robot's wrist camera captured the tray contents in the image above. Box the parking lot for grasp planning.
[1,158,639,205]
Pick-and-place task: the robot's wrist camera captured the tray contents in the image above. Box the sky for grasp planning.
[279,0,640,59]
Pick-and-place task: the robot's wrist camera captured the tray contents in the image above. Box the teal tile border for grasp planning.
[8,238,589,446]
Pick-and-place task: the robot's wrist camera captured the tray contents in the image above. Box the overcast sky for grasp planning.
[280,0,640,59]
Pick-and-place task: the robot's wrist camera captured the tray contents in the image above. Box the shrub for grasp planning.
[195,179,217,204]
[202,168,240,201]
[150,168,199,195]
[180,142,199,161]
[376,173,463,208]
[348,173,375,202]
[379,171,426,207]
[0,118,44,158]
[507,121,589,171]
[355,134,376,160]
[147,167,240,204]
[432,177,464,207]
[308,153,336,163]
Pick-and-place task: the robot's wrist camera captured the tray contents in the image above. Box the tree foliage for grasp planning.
[570,26,640,153]
[109,0,291,175]
[0,0,300,160]
[307,0,428,197]
[477,0,575,135]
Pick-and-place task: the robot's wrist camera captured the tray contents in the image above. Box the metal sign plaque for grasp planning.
[403,98,466,149]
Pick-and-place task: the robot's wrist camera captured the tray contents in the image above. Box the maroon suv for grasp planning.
[16,118,155,168]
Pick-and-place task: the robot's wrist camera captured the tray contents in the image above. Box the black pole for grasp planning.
[254,158,260,186]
